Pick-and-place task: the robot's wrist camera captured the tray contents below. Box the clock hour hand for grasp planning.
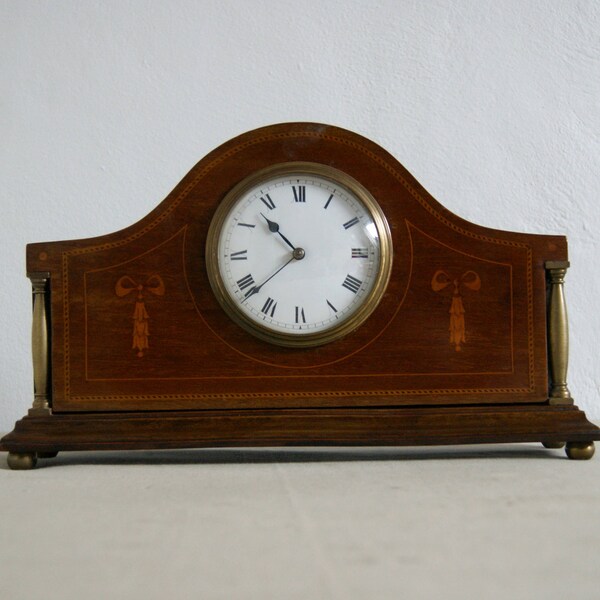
[242,254,296,302]
[260,213,296,251]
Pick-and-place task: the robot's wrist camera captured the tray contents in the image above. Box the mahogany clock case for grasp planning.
[1,122,598,465]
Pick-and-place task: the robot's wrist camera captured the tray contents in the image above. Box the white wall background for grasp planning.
[1,0,599,431]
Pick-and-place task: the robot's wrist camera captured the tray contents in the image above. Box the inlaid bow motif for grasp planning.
[431,270,481,352]
[115,275,165,357]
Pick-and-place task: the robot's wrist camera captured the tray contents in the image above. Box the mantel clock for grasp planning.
[1,123,598,468]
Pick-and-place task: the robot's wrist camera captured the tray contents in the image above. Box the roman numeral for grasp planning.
[352,248,368,258]
[230,250,248,260]
[342,274,362,294]
[343,216,360,230]
[261,297,277,318]
[295,306,306,324]
[237,273,255,291]
[324,194,334,209]
[260,194,276,210]
[237,222,255,228]
[293,186,306,203]
[326,299,338,313]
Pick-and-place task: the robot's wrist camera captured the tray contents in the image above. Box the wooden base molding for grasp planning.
[2,404,598,462]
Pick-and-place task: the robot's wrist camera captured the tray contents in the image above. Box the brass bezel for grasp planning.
[205,162,393,347]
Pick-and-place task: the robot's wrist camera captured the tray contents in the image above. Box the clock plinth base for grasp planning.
[2,404,599,467]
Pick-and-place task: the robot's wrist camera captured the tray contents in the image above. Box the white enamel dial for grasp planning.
[206,163,392,347]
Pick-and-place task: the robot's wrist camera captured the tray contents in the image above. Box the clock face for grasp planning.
[206,162,392,346]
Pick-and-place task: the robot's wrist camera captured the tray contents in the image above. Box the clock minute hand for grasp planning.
[242,254,296,302]
[260,213,296,251]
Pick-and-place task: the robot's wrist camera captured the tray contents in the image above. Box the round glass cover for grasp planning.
[206,162,392,347]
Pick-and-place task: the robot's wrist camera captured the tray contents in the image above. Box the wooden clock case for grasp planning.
[2,122,598,468]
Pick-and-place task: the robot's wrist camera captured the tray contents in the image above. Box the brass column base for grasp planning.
[565,441,595,460]
[7,452,38,470]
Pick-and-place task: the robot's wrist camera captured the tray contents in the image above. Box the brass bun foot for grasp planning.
[37,451,58,459]
[7,452,38,470]
[542,441,566,449]
[565,441,595,460]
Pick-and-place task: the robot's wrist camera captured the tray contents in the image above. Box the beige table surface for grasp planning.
[1,442,599,600]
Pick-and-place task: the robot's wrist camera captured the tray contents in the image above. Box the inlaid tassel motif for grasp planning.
[432,270,481,352]
[115,275,165,357]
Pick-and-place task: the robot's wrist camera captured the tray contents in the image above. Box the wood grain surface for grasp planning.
[25,123,568,412]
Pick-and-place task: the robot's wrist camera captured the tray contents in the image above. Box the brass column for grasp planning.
[545,261,573,405]
[6,272,53,468]
[28,272,51,415]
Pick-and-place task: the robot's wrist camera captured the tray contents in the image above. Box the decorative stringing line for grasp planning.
[527,249,535,390]
[63,135,293,257]
[62,131,535,257]
[70,387,533,402]
[62,129,537,401]
[63,253,70,399]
